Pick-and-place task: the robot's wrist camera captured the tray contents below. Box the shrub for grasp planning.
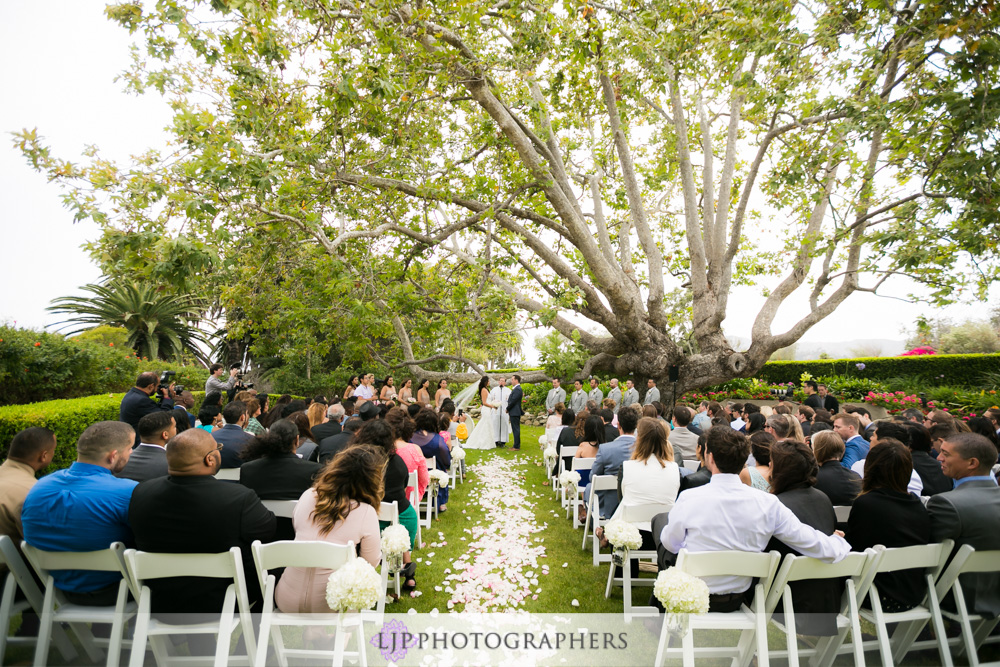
[758,354,1000,388]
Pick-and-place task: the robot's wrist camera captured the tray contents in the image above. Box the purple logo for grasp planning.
[371,619,418,661]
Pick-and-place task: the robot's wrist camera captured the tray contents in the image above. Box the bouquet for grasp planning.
[653,567,710,634]
[428,469,450,489]
[381,524,411,573]
[543,446,558,472]
[325,558,383,611]
[603,518,642,566]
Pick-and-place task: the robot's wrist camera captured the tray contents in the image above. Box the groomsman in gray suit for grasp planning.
[569,380,588,413]
[117,412,176,483]
[643,378,661,406]
[545,378,566,415]
[588,377,604,405]
[607,379,622,414]
[620,379,640,409]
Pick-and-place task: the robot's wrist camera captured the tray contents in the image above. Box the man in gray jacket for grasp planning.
[205,363,239,395]
[117,412,176,483]
[927,432,1000,617]
[606,379,622,413]
[585,406,640,519]
[545,378,566,415]
[643,378,661,406]
[588,377,604,405]
[620,379,639,410]
[569,380,588,413]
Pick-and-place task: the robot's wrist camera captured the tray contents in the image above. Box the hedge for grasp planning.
[758,353,1000,387]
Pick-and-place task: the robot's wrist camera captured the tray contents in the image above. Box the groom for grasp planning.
[507,375,524,451]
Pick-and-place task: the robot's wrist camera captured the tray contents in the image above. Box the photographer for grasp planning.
[119,372,177,446]
[205,363,240,395]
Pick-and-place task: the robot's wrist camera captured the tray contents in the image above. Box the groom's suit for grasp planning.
[508,384,524,450]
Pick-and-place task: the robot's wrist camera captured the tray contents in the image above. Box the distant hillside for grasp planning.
[727,337,907,361]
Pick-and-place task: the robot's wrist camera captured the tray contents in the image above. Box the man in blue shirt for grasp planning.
[833,412,870,469]
[21,421,138,606]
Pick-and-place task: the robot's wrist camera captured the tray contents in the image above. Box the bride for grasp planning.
[464,376,499,450]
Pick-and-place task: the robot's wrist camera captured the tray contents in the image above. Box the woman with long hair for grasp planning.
[412,408,452,512]
[384,408,429,507]
[397,378,415,405]
[416,379,432,409]
[741,431,774,491]
[464,376,499,450]
[287,411,318,461]
[273,444,384,613]
[380,376,398,404]
[573,415,608,521]
[434,379,451,411]
[306,402,327,431]
[746,413,767,435]
[342,375,359,400]
[261,394,292,429]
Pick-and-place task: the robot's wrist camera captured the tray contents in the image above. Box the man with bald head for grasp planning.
[128,428,276,617]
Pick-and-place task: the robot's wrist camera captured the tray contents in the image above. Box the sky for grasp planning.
[1,2,994,360]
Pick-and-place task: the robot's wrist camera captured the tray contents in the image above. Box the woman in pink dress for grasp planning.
[385,408,429,503]
[274,445,384,613]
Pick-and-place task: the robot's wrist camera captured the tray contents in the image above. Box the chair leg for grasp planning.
[149,635,171,667]
[972,618,1000,653]
[784,588,800,667]
[581,500,591,550]
[623,560,633,621]
[128,596,151,667]
[32,585,55,667]
[0,576,15,664]
[845,580,865,667]
[755,590,770,667]
[356,618,368,667]
[868,590,894,667]
[255,613,272,667]
[214,589,237,667]
[924,582,954,667]
[954,583,981,667]
[271,624,290,667]
[605,562,615,599]
[333,616,347,667]
[681,625,696,667]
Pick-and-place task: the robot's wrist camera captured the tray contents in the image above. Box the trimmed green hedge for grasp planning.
[758,353,1000,387]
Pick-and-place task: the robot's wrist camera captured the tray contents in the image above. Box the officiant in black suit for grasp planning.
[508,375,524,451]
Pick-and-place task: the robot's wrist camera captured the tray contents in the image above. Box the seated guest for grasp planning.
[797,406,814,438]
[545,402,565,432]
[287,411,318,461]
[740,431,774,492]
[572,416,608,522]
[315,417,363,464]
[610,417,680,522]
[561,410,589,479]
[658,425,850,612]
[275,445,383,613]
[844,405,876,441]
[22,422,137,605]
[746,413,767,436]
[119,372,176,446]
[966,416,1000,456]
[412,409,451,511]
[846,439,930,613]
[601,409,619,442]
[585,405,639,520]
[0,427,57,558]
[767,440,841,635]
[668,407,699,462]
[545,409,578,485]
[355,420,419,590]
[811,430,862,505]
[213,401,255,468]
[172,407,191,432]
[927,433,1000,617]
[260,394,291,429]
[850,422,923,496]
[833,413,870,469]
[765,415,791,440]
[128,428,276,616]
[384,408,430,508]
[239,419,322,540]
[117,412,176,483]
[243,398,266,436]
[197,406,220,432]
[679,433,711,492]
[175,390,198,431]
[311,403,344,443]
[306,402,327,435]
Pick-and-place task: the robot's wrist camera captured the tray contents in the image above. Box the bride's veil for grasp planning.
[453,379,486,411]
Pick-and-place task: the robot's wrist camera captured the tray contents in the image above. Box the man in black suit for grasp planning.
[811,430,862,505]
[600,409,619,443]
[128,428,276,619]
[212,402,255,468]
[508,375,524,450]
[802,381,822,410]
[679,434,711,492]
[117,412,175,482]
[119,372,176,446]
[928,432,1000,617]
[817,384,840,414]
[314,416,363,464]
[310,403,344,443]
[903,422,952,496]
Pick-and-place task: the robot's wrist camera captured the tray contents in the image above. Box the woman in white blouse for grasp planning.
[610,416,681,522]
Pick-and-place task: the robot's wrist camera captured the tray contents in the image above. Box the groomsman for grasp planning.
[643,378,661,406]
[588,377,604,405]
[607,379,622,414]
[569,380,588,413]
[545,378,566,415]
[620,379,640,409]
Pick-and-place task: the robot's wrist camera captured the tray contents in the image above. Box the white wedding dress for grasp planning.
[465,405,497,450]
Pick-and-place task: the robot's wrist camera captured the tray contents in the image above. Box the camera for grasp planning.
[770,387,795,399]
[159,370,176,384]
[174,385,186,394]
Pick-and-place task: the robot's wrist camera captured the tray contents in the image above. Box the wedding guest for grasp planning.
[811,430,862,505]
[197,407,219,433]
[213,401,255,468]
[544,408,576,486]
[559,409,588,481]
[610,417,680,522]
[306,402,327,433]
[740,431,774,492]
[0,427,56,563]
[117,412,176,483]
[679,433,711,492]
[315,417,364,464]
[288,411,318,461]
[311,403,344,443]
[274,445,383,613]
[261,394,292,429]
[846,440,930,612]
[585,405,639,520]
[668,406,700,462]
[833,413,870,469]
[573,415,607,519]
[601,408,619,442]
[243,398,266,436]
[746,413,767,435]
[384,408,429,508]
[412,409,451,511]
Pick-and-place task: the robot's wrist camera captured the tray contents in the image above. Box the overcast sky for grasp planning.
[1,2,992,356]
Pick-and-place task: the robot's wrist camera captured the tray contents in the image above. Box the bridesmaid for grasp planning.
[416,379,432,408]
[380,376,398,403]
[434,379,451,411]
[397,378,415,405]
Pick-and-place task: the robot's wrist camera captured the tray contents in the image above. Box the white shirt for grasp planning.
[660,474,851,594]
[611,459,680,523]
[850,460,924,496]
[354,384,375,400]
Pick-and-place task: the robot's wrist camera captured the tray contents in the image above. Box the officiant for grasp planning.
[489,377,512,447]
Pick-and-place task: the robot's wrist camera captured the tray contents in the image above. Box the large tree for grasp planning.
[16,0,1000,397]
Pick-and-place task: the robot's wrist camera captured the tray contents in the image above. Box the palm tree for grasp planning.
[48,281,211,365]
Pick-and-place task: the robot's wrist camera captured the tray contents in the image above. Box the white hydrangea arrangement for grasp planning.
[653,567,710,634]
[543,446,558,471]
[603,519,643,550]
[325,558,383,611]
[450,446,466,461]
[428,469,450,488]
[538,434,548,445]
[559,470,581,494]
[381,524,411,574]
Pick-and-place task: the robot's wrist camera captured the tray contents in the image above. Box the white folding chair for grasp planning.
[605,503,671,621]
[855,541,954,667]
[569,457,596,526]
[0,536,77,664]
[763,549,878,667]
[557,446,579,506]
[424,458,440,521]
[124,547,256,667]
[21,541,137,667]
[682,460,700,473]
[833,505,852,523]
[654,549,781,667]
[582,475,617,565]
[927,545,1000,667]
[407,470,423,549]
[377,501,401,601]
[261,499,298,519]
[251,540,366,667]
[214,468,240,481]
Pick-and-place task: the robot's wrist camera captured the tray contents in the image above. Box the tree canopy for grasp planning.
[16,0,1000,395]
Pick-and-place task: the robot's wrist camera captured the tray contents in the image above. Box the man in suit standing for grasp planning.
[507,375,524,451]
[120,372,176,446]
[569,380,587,413]
[927,432,1000,617]
[545,379,566,416]
[586,406,640,520]
[643,379,661,406]
[212,401,255,468]
[129,428,276,617]
[802,381,822,410]
[117,412,176,483]
[606,379,622,414]
[620,379,639,410]
[588,377,604,406]
[818,384,840,414]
